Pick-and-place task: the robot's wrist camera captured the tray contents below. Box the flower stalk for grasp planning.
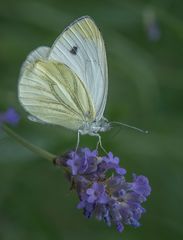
[2,124,56,161]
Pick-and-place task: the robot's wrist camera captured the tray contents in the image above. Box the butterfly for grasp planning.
[18,16,147,151]
[18,16,111,150]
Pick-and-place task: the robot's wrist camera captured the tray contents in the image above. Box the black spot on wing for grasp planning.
[70,46,78,55]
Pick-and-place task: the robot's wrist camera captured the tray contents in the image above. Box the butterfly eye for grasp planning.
[70,46,78,55]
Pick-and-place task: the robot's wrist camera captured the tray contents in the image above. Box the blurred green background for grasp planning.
[0,0,183,239]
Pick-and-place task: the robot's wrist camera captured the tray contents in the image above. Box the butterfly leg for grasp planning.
[75,130,81,152]
[91,133,108,154]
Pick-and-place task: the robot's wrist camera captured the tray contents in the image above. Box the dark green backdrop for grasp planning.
[0,0,183,239]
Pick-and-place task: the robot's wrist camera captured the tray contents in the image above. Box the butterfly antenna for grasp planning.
[110,121,149,134]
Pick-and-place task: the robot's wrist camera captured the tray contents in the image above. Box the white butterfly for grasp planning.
[18,16,111,149]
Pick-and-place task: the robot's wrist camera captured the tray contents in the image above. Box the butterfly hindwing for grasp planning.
[18,60,95,130]
[20,46,50,75]
[48,16,108,121]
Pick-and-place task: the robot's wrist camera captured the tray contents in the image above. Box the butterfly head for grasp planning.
[97,117,111,133]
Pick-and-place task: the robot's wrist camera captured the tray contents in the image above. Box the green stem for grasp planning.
[2,124,56,161]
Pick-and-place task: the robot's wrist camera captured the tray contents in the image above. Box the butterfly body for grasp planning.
[79,117,111,136]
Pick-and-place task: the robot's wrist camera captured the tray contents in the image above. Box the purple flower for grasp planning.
[143,8,161,42]
[103,152,119,164]
[131,174,151,199]
[102,152,126,175]
[86,182,108,204]
[147,22,161,41]
[67,152,88,175]
[0,108,20,125]
[66,148,99,176]
[59,148,151,233]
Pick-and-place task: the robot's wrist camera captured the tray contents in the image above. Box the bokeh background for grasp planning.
[0,0,183,239]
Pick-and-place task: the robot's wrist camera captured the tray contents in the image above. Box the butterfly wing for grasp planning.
[20,46,50,74]
[18,60,95,130]
[48,16,108,121]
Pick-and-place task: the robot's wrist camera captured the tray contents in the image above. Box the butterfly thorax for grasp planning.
[79,117,111,135]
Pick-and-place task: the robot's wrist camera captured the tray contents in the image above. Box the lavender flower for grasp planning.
[0,108,20,125]
[57,148,151,233]
[143,8,161,42]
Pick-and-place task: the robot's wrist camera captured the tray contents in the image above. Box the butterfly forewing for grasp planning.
[48,16,108,121]
[18,60,95,130]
